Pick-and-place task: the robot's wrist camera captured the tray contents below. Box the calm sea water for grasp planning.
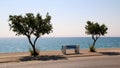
[0,37,120,53]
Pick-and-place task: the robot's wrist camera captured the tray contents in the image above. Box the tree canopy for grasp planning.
[85,21,108,36]
[9,13,52,37]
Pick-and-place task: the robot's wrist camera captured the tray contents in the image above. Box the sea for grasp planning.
[0,37,120,53]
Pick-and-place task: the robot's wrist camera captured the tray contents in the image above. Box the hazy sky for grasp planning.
[0,0,120,37]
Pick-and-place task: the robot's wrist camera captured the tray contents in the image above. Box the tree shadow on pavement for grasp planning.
[99,52,120,56]
[19,55,67,61]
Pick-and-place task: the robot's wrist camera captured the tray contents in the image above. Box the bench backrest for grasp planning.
[65,45,77,49]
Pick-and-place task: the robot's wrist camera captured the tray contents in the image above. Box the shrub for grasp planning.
[89,45,96,52]
[29,48,40,56]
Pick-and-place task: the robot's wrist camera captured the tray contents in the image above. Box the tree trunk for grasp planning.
[92,39,97,47]
[33,37,39,56]
[32,45,37,56]
[27,36,39,57]
[92,35,99,48]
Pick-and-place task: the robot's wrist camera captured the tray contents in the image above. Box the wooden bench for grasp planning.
[61,45,80,55]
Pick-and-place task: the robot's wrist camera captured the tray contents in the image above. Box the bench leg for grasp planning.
[75,46,80,54]
[62,49,66,55]
[62,46,66,55]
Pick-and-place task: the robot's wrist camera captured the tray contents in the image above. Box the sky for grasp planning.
[0,0,120,37]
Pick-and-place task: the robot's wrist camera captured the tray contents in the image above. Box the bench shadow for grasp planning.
[98,52,120,56]
[19,55,67,61]
[65,53,83,55]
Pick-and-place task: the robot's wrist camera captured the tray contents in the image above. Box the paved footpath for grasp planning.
[0,55,120,68]
[0,48,120,63]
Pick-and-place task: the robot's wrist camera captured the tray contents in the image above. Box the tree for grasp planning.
[9,13,53,56]
[85,21,108,52]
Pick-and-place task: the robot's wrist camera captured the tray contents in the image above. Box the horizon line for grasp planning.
[0,36,120,38]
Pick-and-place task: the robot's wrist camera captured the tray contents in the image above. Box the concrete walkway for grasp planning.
[0,55,120,68]
[0,48,120,63]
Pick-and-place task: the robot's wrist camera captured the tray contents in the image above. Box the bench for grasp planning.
[61,45,80,55]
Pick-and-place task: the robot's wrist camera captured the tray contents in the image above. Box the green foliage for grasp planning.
[85,21,108,51]
[85,21,108,36]
[89,45,96,52]
[9,13,53,37]
[9,13,53,56]
[29,48,40,56]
